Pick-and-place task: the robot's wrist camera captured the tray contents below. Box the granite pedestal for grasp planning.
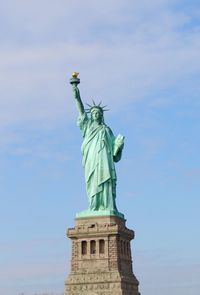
[65,215,140,295]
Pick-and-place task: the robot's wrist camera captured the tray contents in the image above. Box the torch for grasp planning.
[70,72,80,85]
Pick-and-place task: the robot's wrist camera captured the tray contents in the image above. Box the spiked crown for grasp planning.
[85,100,109,114]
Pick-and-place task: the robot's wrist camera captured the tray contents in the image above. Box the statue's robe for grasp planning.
[77,113,122,211]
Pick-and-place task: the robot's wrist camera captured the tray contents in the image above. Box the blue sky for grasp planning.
[0,0,200,294]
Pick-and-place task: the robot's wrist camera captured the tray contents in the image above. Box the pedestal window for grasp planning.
[99,239,105,254]
[90,240,96,254]
[81,240,87,255]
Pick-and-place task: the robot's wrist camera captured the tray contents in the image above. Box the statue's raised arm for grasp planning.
[70,72,84,116]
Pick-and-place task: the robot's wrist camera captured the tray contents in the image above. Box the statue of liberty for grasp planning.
[70,73,124,218]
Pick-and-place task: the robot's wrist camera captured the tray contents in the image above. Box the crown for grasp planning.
[85,100,109,113]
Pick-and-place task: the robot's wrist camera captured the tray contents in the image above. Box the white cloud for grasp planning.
[135,250,200,295]
[0,0,199,145]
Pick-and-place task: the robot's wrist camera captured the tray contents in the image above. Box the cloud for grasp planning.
[0,0,199,149]
[187,168,200,177]
[0,238,70,279]
[135,250,200,295]
[0,238,70,295]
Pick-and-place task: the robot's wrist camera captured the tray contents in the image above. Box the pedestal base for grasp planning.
[65,216,140,295]
[76,209,124,219]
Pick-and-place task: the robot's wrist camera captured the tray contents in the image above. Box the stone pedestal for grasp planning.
[64,215,140,295]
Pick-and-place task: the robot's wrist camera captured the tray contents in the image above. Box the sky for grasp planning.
[0,0,200,294]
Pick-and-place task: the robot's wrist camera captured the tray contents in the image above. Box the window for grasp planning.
[124,241,127,255]
[126,242,129,256]
[81,241,87,255]
[99,239,105,254]
[121,240,123,254]
[90,240,96,254]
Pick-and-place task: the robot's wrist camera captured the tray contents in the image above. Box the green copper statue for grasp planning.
[70,73,125,218]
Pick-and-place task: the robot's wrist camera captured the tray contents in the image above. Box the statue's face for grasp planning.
[91,108,103,123]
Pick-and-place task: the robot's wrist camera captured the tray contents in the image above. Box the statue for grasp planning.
[70,73,125,218]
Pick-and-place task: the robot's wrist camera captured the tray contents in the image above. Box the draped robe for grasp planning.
[77,112,122,211]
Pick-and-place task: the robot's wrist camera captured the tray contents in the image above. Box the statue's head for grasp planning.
[86,100,109,124]
[90,106,104,123]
